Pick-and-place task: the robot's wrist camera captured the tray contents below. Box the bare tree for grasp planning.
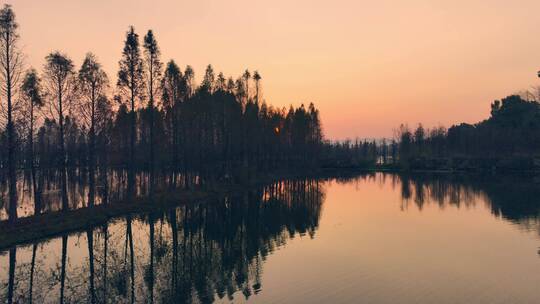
[117,26,144,197]
[0,4,24,223]
[21,68,44,213]
[78,52,108,206]
[43,51,76,211]
[143,30,162,189]
[162,60,183,171]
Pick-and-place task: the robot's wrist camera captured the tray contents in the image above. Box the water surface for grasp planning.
[1,173,539,303]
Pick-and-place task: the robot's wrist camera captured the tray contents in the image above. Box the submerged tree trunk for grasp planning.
[88,138,96,207]
[100,151,109,205]
[29,102,41,215]
[88,88,96,207]
[149,214,155,304]
[60,235,68,304]
[7,247,16,304]
[127,216,135,303]
[170,209,178,298]
[7,120,17,223]
[128,102,136,199]
[29,244,37,304]
[87,229,96,304]
[58,87,69,211]
[102,224,108,302]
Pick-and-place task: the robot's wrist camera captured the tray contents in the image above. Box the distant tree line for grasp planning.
[319,93,540,171]
[319,138,397,168]
[0,5,324,223]
[395,94,540,170]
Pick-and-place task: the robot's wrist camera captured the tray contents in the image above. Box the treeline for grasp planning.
[396,94,540,170]
[0,5,323,222]
[320,138,397,168]
[321,93,540,171]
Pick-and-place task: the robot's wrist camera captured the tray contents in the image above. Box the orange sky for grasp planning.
[7,0,540,139]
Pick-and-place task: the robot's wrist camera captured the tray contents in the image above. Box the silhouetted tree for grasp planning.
[7,247,16,304]
[143,30,162,188]
[0,4,23,223]
[78,52,109,206]
[253,70,261,104]
[43,51,76,211]
[242,69,251,104]
[161,60,184,171]
[184,65,194,97]
[201,64,215,93]
[21,69,44,213]
[117,26,144,196]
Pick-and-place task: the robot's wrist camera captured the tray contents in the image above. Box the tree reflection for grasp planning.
[395,174,540,225]
[4,173,538,303]
[0,179,323,303]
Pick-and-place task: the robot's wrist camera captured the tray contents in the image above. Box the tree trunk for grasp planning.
[102,224,108,302]
[29,244,37,304]
[128,85,136,198]
[6,30,17,224]
[58,86,69,211]
[7,247,16,304]
[60,235,68,304]
[149,214,155,303]
[170,209,178,298]
[88,88,96,207]
[29,103,40,215]
[127,216,135,302]
[87,229,96,304]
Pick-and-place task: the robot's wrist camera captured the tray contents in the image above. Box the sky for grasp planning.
[7,0,540,139]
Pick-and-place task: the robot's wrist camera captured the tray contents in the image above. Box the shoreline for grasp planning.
[0,170,345,250]
[1,168,538,250]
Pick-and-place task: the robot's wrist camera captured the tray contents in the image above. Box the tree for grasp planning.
[117,26,144,196]
[21,69,44,213]
[143,30,162,185]
[397,124,412,162]
[253,70,261,104]
[201,64,215,93]
[226,77,235,93]
[162,60,184,170]
[78,53,108,206]
[413,123,425,155]
[43,51,75,211]
[184,65,194,97]
[7,247,16,304]
[216,72,226,91]
[0,4,23,223]
[242,69,251,104]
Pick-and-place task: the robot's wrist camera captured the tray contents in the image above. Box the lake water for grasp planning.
[1,173,539,303]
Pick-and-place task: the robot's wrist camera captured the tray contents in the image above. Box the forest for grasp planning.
[0,5,324,224]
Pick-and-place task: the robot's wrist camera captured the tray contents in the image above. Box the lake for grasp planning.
[1,173,539,303]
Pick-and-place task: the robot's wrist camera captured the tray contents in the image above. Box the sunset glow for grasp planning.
[8,0,540,139]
